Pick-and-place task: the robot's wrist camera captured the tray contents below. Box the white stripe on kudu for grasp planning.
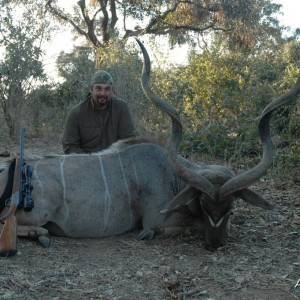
[118,152,131,201]
[98,155,111,230]
[59,156,69,223]
[118,151,135,228]
[32,160,45,198]
[59,156,66,203]
[129,148,139,187]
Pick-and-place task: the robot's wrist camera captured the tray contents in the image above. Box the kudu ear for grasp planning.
[160,185,199,214]
[235,188,276,211]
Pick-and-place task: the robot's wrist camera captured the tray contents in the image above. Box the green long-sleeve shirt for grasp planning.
[62,96,135,154]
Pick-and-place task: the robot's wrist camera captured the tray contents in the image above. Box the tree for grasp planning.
[0,1,50,138]
[169,46,298,158]
[45,0,286,63]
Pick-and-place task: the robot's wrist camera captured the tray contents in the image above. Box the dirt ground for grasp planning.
[0,139,299,300]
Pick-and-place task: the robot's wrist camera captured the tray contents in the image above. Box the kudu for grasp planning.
[0,40,299,256]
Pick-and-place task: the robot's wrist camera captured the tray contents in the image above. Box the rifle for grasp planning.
[0,127,26,257]
[18,127,34,212]
[24,164,34,212]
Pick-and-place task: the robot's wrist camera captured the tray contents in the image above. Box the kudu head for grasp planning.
[136,38,300,250]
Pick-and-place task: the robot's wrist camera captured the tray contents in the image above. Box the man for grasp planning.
[62,70,135,154]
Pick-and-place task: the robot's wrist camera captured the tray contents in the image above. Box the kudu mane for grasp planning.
[0,136,160,172]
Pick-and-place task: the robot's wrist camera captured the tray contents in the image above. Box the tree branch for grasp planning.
[110,0,118,30]
[46,0,102,48]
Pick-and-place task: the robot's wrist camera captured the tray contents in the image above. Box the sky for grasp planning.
[43,0,300,79]
[275,0,300,30]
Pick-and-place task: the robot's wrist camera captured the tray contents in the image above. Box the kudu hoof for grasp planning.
[138,229,155,240]
[38,236,52,248]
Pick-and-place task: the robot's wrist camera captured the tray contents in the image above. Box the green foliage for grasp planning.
[55,46,95,109]
[22,84,65,138]
[19,46,95,139]
[273,143,300,179]
[148,45,300,161]
[212,0,286,54]
[271,41,300,139]
[0,1,50,138]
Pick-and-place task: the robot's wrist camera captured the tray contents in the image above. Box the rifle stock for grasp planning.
[0,158,21,257]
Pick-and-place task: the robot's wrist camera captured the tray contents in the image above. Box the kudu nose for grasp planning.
[205,237,226,251]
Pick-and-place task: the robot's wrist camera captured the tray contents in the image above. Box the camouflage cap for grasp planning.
[91,70,113,86]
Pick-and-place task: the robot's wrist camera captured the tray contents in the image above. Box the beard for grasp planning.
[92,95,111,110]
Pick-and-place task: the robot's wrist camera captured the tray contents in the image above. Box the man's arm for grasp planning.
[62,109,85,154]
[117,101,136,139]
